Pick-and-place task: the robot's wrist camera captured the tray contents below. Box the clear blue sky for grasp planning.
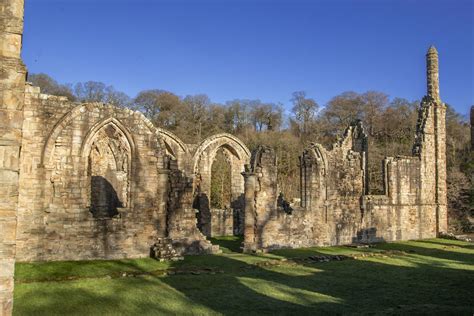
[22,0,473,116]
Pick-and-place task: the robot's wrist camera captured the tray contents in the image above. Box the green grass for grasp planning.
[14,237,474,315]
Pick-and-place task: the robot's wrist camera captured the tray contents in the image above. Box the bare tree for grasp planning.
[134,89,183,128]
[291,91,319,141]
[183,94,210,141]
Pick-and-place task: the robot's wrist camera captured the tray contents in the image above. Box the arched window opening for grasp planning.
[88,123,131,218]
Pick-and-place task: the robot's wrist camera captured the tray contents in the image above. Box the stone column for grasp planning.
[427,46,447,234]
[157,168,169,236]
[434,101,447,234]
[242,167,256,252]
[427,46,440,102]
[0,0,26,314]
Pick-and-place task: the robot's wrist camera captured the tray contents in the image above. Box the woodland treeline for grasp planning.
[28,73,473,232]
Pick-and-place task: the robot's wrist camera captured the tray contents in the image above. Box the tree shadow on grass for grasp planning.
[415,239,474,250]
[158,239,474,313]
[14,240,474,315]
[373,240,474,264]
[161,249,473,315]
[15,259,333,315]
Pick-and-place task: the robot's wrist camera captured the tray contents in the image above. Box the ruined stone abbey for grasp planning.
[1,0,448,314]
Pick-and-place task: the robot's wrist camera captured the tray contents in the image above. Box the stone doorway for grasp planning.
[208,148,234,236]
[191,134,250,238]
[193,147,246,237]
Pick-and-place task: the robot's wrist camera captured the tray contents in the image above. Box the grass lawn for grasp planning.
[14,237,474,315]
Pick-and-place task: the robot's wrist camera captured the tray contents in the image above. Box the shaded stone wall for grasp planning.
[0,0,26,314]
[243,147,316,251]
[165,160,216,255]
[210,209,234,236]
[242,48,447,252]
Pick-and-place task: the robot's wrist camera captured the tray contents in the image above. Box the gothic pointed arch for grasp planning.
[81,118,134,218]
[41,103,167,169]
[191,133,250,237]
[41,103,90,168]
[300,143,328,208]
[192,133,250,174]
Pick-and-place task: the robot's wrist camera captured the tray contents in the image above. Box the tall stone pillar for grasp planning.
[0,0,26,314]
[427,46,440,102]
[241,167,256,252]
[427,46,447,234]
[157,167,169,236]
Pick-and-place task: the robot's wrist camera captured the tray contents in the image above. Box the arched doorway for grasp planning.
[210,148,232,210]
[192,134,250,237]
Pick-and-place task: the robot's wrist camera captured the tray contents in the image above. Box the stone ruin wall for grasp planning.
[242,125,370,251]
[0,0,450,312]
[14,84,250,262]
[0,0,27,314]
[16,85,171,261]
[13,47,448,260]
[210,208,234,236]
[242,55,448,251]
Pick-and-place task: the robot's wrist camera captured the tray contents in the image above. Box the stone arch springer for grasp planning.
[156,128,187,155]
